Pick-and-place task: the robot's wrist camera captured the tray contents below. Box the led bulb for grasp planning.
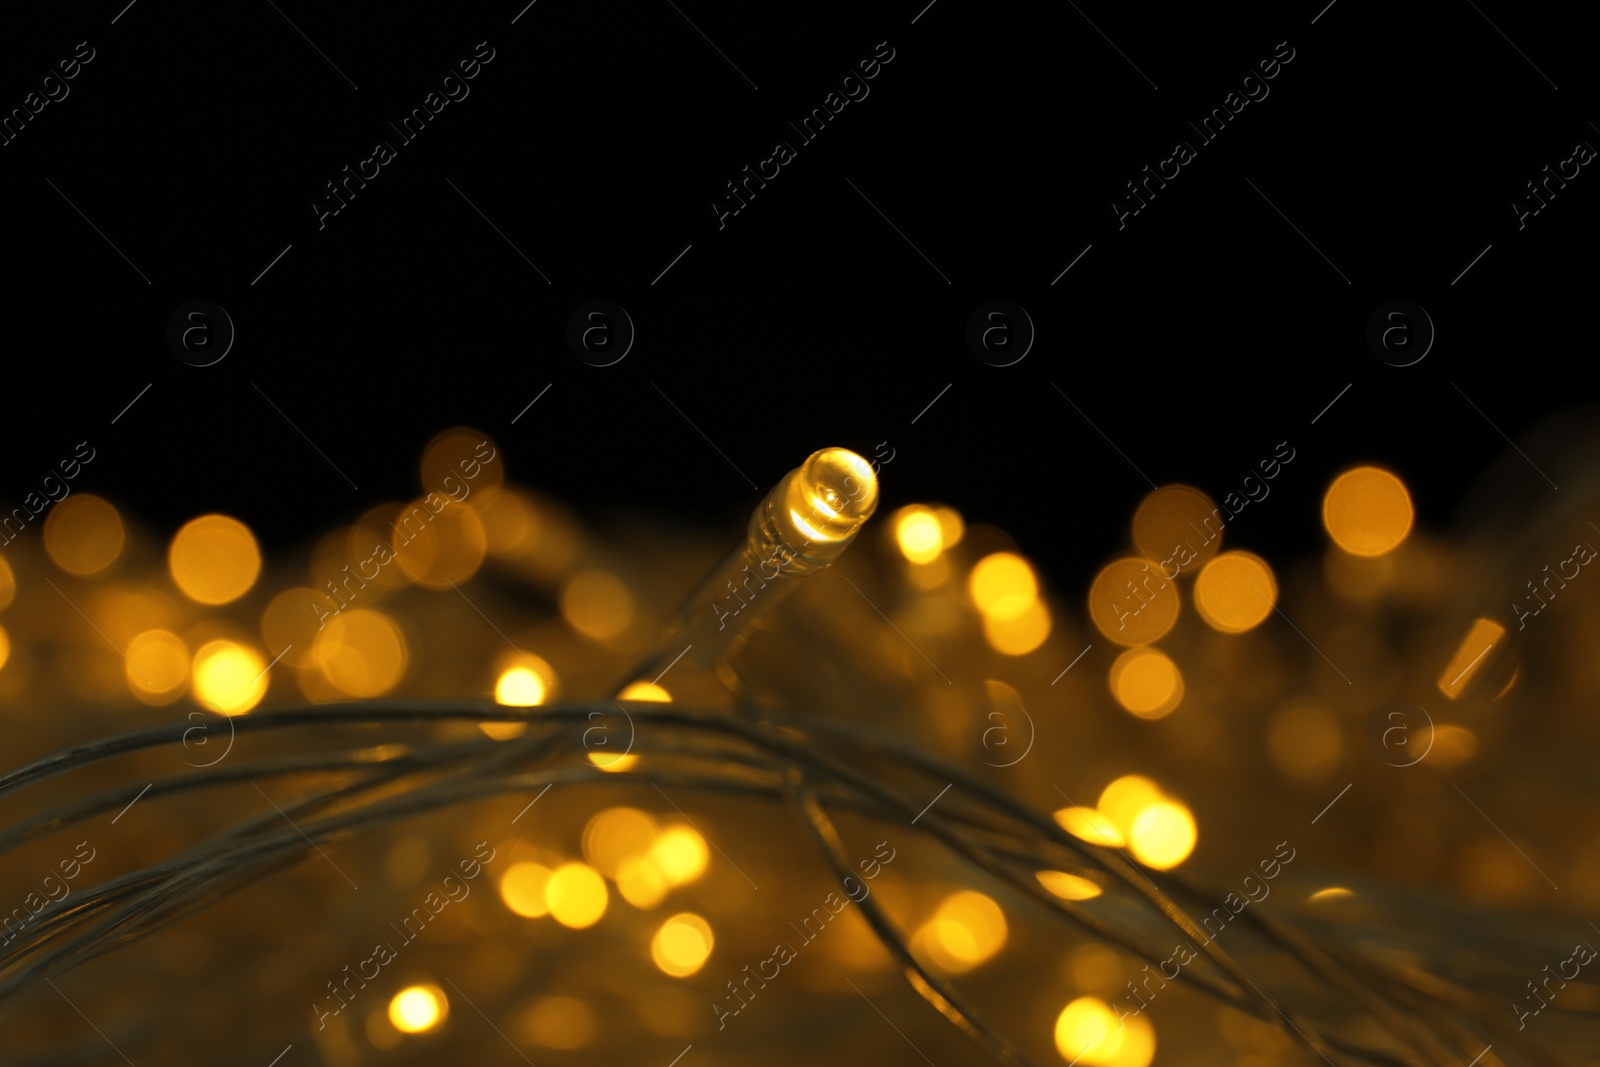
[783,448,879,544]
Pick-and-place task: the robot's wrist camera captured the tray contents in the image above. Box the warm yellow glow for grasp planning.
[499,862,553,918]
[1096,776,1163,839]
[917,890,1007,973]
[391,498,488,589]
[582,807,659,878]
[1089,558,1179,646]
[560,570,635,641]
[545,862,608,928]
[1054,807,1125,847]
[260,587,335,669]
[619,681,671,702]
[983,599,1052,655]
[1194,551,1277,633]
[1132,485,1221,573]
[521,996,597,1049]
[1431,724,1479,768]
[0,625,10,672]
[1108,648,1183,719]
[1269,702,1342,779]
[168,515,261,605]
[125,629,189,703]
[0,555,14,611]
[1128,800,1197,870]
[616,854,670,909]
[584,681,661,769]
[313,609,408,698]
[969,553,1039,621]
[895,506,944,564]
[1035,870,1103,901]
[1308,887,1354,903]
[1323,466,1413,557]
[43,495,125,576]
[650,826,709,885]
[783,448,879,544]
[191,640,267,715]
[474,487,541,559]
[388,985,447,1033]
[420,427,504,498]
[1438,617,1505,699]
[1055,996,1155,1065]
[482,655,554,738]
[933,507,965,549]
[495,665,547,706]
[651,912,715,977]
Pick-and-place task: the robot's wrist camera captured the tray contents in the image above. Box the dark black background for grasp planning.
[2,0,1594,593]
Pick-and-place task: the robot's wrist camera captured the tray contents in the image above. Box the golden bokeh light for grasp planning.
[1054,806,1125,847]
[588,681,666,770]
[1308,887,1354,903]
[260,587,336,668]
[1088,557,1179,646]
[1438,617,1505,699]
[616,854,671,909]
[1035,870,1103,901]
[1055,996,1155,1066]
[1132,485,1221,573]
[560,570,636,641]
[1430,724,1479,769]
[167,515,261,605]
[982,598,1052,656]
[1268,702,1342,779]
[582,807,659,879]
[933,506,965,549]
[895,506,945,564]
[499,862,553,918]
[191,639,267,715]
[474,487,541,559]
[495,665,548,706]
[43,495,125,576]
[388,984,447,1033]
[1096,775,1163,838]
[420,428,504,499]
[1128,800,1197,870]
[650,826,709,886]
[1193,551,1277,633]
[0,624,10,673]
[917,890,1007,973]
[312,609,408,698]
[390,498,488,589]
[1323,466,1413,557]
[0,554,14,611]
[1108,648,1183,719]
[482,655,554,739]
[650,913,715,977]
[545,862,608,928]
[969,552,1039,621]
[125,629,189,704]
